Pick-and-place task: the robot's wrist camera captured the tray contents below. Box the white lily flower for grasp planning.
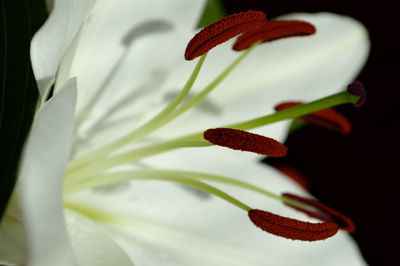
[0,0,370,265]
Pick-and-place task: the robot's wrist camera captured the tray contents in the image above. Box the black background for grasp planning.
[221,1,399,266]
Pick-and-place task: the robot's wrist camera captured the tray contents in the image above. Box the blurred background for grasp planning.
[221,1,399,265]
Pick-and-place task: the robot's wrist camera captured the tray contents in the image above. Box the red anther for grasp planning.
[274,101,352,134]
[282,193,356,233]
[203,128,287,157]
[274,101,304,112]
[347,81,366,107]
[185,11,266,60]
[233,20,316,51]
[248,209,339,241]
[270,163,310,191]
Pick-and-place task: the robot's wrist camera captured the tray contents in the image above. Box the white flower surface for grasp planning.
[0,0,370,265]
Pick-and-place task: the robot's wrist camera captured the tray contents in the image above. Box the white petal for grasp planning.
[78,148,366,266]
[0,191,25,265]
[62,0,205,106]
[30,0,95,98]
[58,0,205,154]
[18,79,77,266]
[65,210,134,266]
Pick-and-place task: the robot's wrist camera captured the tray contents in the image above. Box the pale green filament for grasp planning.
[64,202,120,223]
[67,53,207,172]
[65,169,311,212]
[67,89,361,180]
[179,90,360,141]
[66,140,211,182]
[67,44,257,173]
[159,43,257,126]
[67,170,252,211]
[228,90,360,131]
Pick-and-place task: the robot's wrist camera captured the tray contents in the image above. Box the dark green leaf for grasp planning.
[197,0,226,28]
[0,0,48,220]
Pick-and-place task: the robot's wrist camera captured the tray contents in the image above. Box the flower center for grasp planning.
[62,11,365,241]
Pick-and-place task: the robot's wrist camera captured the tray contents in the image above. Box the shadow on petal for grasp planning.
[122,20,174,47]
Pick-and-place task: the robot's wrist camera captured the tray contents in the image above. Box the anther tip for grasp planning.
[347,81,366,107]
[185,10,266,60]
[233,20,316,51]
[248,209,339,241]
[281,193,356,233]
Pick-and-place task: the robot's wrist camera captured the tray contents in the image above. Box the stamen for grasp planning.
[68,89,363,181]
[185,10,266,60]
[177,89,363,143]
[347,81,366,107]
[65,169,312,213]
[204,128,287,157]
[65,140,211,183]
[65,171,252,212]
[67,170,338,241]
[163,44,256,125]
[275,101,351,134]
[248,209,338,241]
[269,162,310,191]
[233,20,316,51]
[282,193,356,232]
[66,54,208,173]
